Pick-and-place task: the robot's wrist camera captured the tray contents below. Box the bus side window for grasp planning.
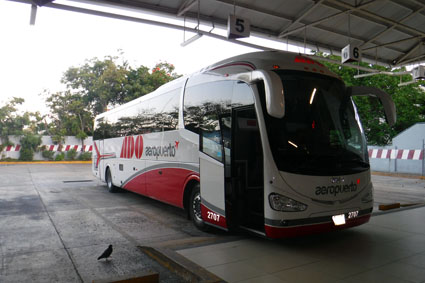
[183,80,233,134]
[93,117,104,140]
[232,81,255,107]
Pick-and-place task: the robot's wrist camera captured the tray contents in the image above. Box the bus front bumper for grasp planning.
[264,209,372,238]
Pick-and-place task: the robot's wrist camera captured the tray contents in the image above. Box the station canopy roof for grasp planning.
[16,0,425,67]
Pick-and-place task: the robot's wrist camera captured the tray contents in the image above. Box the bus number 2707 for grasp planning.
[207,211,220,222]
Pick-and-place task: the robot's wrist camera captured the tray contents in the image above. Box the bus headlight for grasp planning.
[269,193,308,212]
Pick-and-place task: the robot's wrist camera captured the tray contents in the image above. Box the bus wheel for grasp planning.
[106,168,119,193]
[189,184,209,231]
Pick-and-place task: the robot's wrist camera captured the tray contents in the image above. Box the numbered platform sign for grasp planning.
[227,14,250,39]
[341,44,362,63]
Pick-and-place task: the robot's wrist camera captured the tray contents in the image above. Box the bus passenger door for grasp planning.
[199,123,228,230]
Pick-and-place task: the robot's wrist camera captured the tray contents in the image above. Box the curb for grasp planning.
[372,171,425,180]
[372,203,425,216]
[139,246,224,283]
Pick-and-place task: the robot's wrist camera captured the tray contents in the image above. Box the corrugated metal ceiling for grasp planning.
[14,0,425,67]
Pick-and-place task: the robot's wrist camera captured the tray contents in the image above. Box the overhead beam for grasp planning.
[278,0,325,36]
[214,0,296,24]
[278,0,376,38]
[324,0,425,37]
[362,35,424,51]
[395,43,422,65]
[361,5,425,48]
[177,0,197,17]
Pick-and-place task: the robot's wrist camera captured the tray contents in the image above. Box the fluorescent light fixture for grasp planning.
[181,33,203,47]
[288,140,298,148]
[309,88,317,104]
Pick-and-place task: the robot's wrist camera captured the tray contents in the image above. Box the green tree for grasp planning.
[123,62,181,103]
[314,53,425,145]
[47,54,181,144]
[0,97,30,146]
[62,55,129,115]
[19,132,42,161]
[45,91,93,146]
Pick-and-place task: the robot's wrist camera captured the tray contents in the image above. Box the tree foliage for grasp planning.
[61,55,180,116]
[43,54,180,145]
[19,132,42,161]
[315,53,425,145]
[45,90,93,145]
[0,97,43,147]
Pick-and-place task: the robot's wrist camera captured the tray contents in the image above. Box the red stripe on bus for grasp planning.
[123,167,198,208]
[127,136,134,159]
[135,135,143,159]
[264,214,371,238]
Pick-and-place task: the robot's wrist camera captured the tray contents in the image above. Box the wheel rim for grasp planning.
[192,192,202,222]
[107,171,112,189]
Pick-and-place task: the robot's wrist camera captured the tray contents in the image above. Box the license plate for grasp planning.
[332,214,346,226]
[347,210,359,219]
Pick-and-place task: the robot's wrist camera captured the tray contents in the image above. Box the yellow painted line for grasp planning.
[372,171,425,180]
[378,203,401,211]
[0,161,92,165]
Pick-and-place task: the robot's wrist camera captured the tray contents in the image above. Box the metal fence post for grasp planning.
[395,146,398,172]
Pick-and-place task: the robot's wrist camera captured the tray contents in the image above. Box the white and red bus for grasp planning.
[92,51,396,238]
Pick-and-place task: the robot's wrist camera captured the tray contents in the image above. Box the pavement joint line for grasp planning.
[27,166,84,283]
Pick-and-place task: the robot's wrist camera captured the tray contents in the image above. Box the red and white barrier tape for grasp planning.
[2,145,93,152]
[368,149,424,160]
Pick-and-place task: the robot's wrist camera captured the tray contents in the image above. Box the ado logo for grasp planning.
[120,135,144,159]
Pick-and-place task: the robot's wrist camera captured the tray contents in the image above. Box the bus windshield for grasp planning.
[264,70,369,176]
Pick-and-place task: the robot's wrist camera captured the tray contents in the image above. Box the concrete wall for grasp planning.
[369,123,425,175]
[1,136,93,161]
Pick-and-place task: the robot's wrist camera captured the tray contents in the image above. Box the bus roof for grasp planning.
[96,51,339,119]
[201,51,339,79]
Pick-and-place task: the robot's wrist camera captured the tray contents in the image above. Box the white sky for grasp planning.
[0,1,297,115]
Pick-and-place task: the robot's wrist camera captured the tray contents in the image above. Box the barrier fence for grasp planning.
[2,144,93,152]
[368,149,424,160]
[368,140,425,176]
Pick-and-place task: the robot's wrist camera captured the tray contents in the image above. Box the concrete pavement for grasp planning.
[0,164,424,282]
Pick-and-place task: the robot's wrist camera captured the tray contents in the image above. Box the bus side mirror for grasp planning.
[251,70,285,118]
[348,86,396,126]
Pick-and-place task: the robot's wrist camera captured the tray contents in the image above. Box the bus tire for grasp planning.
[189,183,209,231]
[106,168,120,193]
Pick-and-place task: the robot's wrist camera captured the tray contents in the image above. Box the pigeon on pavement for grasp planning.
[97,244,113,261]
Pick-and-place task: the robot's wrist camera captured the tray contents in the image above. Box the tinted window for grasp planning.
[183,80,254,134]
[94,88,181,139]
[264,71,369,176]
